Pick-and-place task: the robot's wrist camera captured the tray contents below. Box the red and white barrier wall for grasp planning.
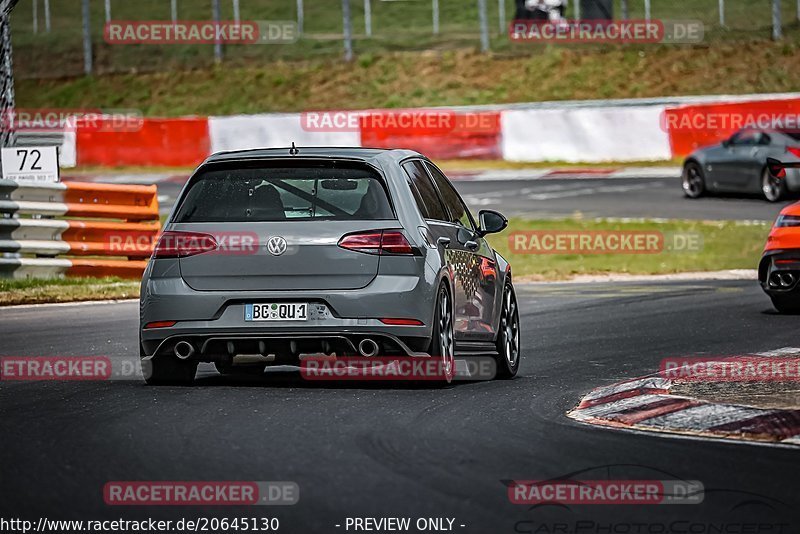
[501,105,671,162]
[64,93,800,167]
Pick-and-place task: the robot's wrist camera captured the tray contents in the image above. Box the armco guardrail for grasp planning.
[0,179,159,279]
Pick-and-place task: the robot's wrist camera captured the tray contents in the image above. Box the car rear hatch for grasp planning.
[168,160,396,292]
[175,220,390,291]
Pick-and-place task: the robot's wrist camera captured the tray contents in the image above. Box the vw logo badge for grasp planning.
[267,236,287,256]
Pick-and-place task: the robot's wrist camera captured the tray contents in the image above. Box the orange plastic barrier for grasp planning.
[664,99,800,158]
[3,181,162,279]
[67,259,151,278]
[64,221,160,258]
[76,117,210,167]
[64,182,159,221]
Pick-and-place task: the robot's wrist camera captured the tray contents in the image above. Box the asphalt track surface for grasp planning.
[1,280,798,532]
[454,177,795,221]
[153,176,795,221]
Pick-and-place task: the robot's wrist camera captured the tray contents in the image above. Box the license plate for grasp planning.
[245,303,308,321]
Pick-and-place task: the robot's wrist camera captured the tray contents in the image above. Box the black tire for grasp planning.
[682,161,706,199]
[762,167,786,202]
[427,283,455,384]
[142,356,197,385]
[494,282,521,379]
[770,294,800,314]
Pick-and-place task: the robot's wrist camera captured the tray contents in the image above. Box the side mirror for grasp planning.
[477,209,508,236]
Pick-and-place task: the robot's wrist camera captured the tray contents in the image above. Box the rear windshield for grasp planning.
[173,166,394,222]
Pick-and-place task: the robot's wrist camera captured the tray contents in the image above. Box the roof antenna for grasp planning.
[289,142,299,156]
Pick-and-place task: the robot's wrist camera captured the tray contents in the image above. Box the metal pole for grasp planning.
[432,0,439,35]
[32,0,37,34]
[477,0,489,51]
[44,0,50,32]
[171,0,177,22]
[364,0,371,36]
[620,0,628,19]
[718,0,725,26]
[297,0,303,35]
[574,0,580,20]
[498,0,505,34]
[797,0,799,22]
[104,0,110,23]
[644,0,650,21]
[342,0,353,61]
[773,0,782,40]
[212,0,222,62]
[82,0,92,75]
[233,0,240,23]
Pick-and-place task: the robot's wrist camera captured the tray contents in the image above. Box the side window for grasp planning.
[730,130,759,146]
[425,162,476,231]
[402,161,448,221]
[406,178,430,219]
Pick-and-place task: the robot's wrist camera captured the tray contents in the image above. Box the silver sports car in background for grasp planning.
[139,147,520,385]
[682,127,800,202]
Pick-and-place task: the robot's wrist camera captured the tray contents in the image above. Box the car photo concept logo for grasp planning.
[266,236,287,256]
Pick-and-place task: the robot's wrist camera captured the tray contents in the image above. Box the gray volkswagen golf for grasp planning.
[139,147,520,385]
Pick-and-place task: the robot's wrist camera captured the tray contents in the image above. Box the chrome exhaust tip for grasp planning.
[780,272,796,287]
[358,338,379,358]
[174,341,195,360]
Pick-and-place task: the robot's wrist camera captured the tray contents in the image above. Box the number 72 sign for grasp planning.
[1,146,60,183]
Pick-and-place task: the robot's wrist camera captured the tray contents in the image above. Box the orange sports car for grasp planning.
[760,158,800,313]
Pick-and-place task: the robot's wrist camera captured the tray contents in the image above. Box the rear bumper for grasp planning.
[759,250,800,296]
[142,331,430,362]
[140,273,437,359]
[784,168,800,192]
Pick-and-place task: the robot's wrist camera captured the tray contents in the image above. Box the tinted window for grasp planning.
[406,177,430,219]
[402,161,448,221]
[425,162,475,230]
[730,130,761,146]
[174,166,393,222]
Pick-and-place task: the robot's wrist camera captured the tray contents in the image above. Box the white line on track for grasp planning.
[1,298,138,310]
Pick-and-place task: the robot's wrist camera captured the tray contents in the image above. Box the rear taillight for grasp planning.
[788,147,800,159]
[338,230,414,255]
[152,231,218,259]
[144,321,177,329]
[775,214,800,227]
[380,318,424,326]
